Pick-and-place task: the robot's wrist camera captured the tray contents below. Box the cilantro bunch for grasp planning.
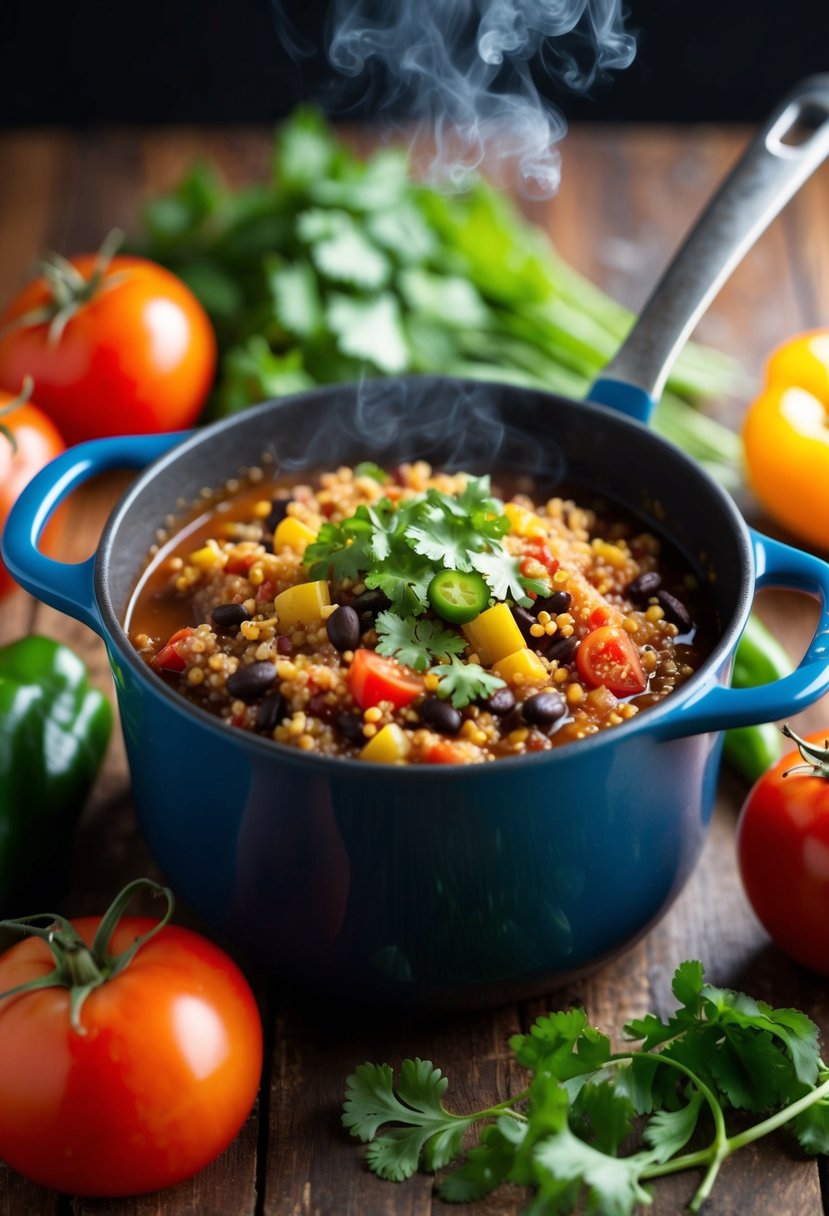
[303,472,545,706]
[343,961,829,1214]
[132,108,744,491]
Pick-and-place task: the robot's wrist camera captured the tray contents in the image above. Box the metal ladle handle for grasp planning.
[592,74,829,421]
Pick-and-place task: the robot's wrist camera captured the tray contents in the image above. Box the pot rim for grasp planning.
[93,377,755,775]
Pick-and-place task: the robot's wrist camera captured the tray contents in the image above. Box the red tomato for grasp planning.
[151,626,194,672]
[0,254,216,444]
[0,912,262,1197]
[0,389,65,599]
[521,538,560,581]
[348,648,424,710]
[736,728,829,976]
[576,624,647,696]
[425,740,467,764]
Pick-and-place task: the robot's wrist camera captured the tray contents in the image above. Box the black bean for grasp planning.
[327,605,361,652]
[420,696,463,735]
[265,497,292,534]
[511,605,537,644]
[534,590,573,616]
[626,571,662,605]
[211,602,251,630]
[657,590,694,633]
[336,712,366,745]
[483,687,516,716]
[226,661,277,703]
[522,691,566,727]
[255,691,287,734]
[544,635,580,665]
[350,589,390,617]
[307,693,335,723]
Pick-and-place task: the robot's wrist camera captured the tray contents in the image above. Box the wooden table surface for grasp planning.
[0,124,828,1216]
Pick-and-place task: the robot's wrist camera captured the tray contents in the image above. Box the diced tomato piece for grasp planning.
[256,579,275,603]
[226,553,258,575]
[425,740,467,764]
[347,648,424,710]
[588,605,614,629]
[576,625,647,696]
[522,539,560,580]
[151,627,194,673]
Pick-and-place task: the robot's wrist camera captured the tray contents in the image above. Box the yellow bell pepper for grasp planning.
[273,516,317,552]
[742,329,829,550]
[274,580,331,629]
[503,501,546,538]
[462,603,525,666]
[493,647,548,685]
[360,723,411,763]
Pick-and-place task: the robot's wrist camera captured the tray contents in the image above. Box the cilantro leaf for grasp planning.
[354,461,388,484]
[440,1117,526,1201]
[342,1059,478,1183]
[304,512,374,582]
[795,1090,829,1154]
[471,548,548,605]
[405,513,477,573]
[297,209,391,289]
[375,611,467,672]
[434,655,506,708]
[327,292,409,374]
[533,1127,652,1216]
[365,551,434,617]
[642,1087,704,1163]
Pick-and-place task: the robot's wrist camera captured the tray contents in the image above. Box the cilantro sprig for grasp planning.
[305,473,542,618]
[343,961,829,1214]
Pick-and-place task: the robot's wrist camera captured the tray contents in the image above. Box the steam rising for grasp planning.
[275,0,635,197]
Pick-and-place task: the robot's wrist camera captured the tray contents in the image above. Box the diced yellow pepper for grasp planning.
[503,501,546,538]
[188,541,223,571]
[273,516,317,552]
[462,602,525,666]
[493,647,548,685]
[274,580,331,629]
[360,723,411,764]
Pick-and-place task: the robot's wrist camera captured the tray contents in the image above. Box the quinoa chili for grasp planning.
[126,463,716,765]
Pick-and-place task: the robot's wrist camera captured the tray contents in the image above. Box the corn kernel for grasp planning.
[424,672,441,692]
[529,623,546,638]
[364,707,383,723]
[507,728,529,745]
[645,605,665,622]
[253,499,272,518]
[566,684,584,705]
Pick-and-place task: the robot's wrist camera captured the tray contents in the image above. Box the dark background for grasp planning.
[0,0,826,126]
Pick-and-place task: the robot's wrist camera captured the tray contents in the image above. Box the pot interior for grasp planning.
[98,377,752,663]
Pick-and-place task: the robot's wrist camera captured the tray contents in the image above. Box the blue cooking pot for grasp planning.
[4,78,829,1008]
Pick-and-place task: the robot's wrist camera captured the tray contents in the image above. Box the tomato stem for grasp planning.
[781,722,829,779]
[0,229,125,348]
[0,878,175,1033]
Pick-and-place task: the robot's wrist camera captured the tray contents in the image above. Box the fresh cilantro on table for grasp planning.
[132,107,744,490]
[342,961,829,1214]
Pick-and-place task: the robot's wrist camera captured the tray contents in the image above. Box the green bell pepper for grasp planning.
[0,635,112,912]
[723,612,793,784]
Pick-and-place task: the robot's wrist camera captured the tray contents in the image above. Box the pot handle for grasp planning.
[659,530,829,739]
[1,431,188,636]
[589,74,829,423]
